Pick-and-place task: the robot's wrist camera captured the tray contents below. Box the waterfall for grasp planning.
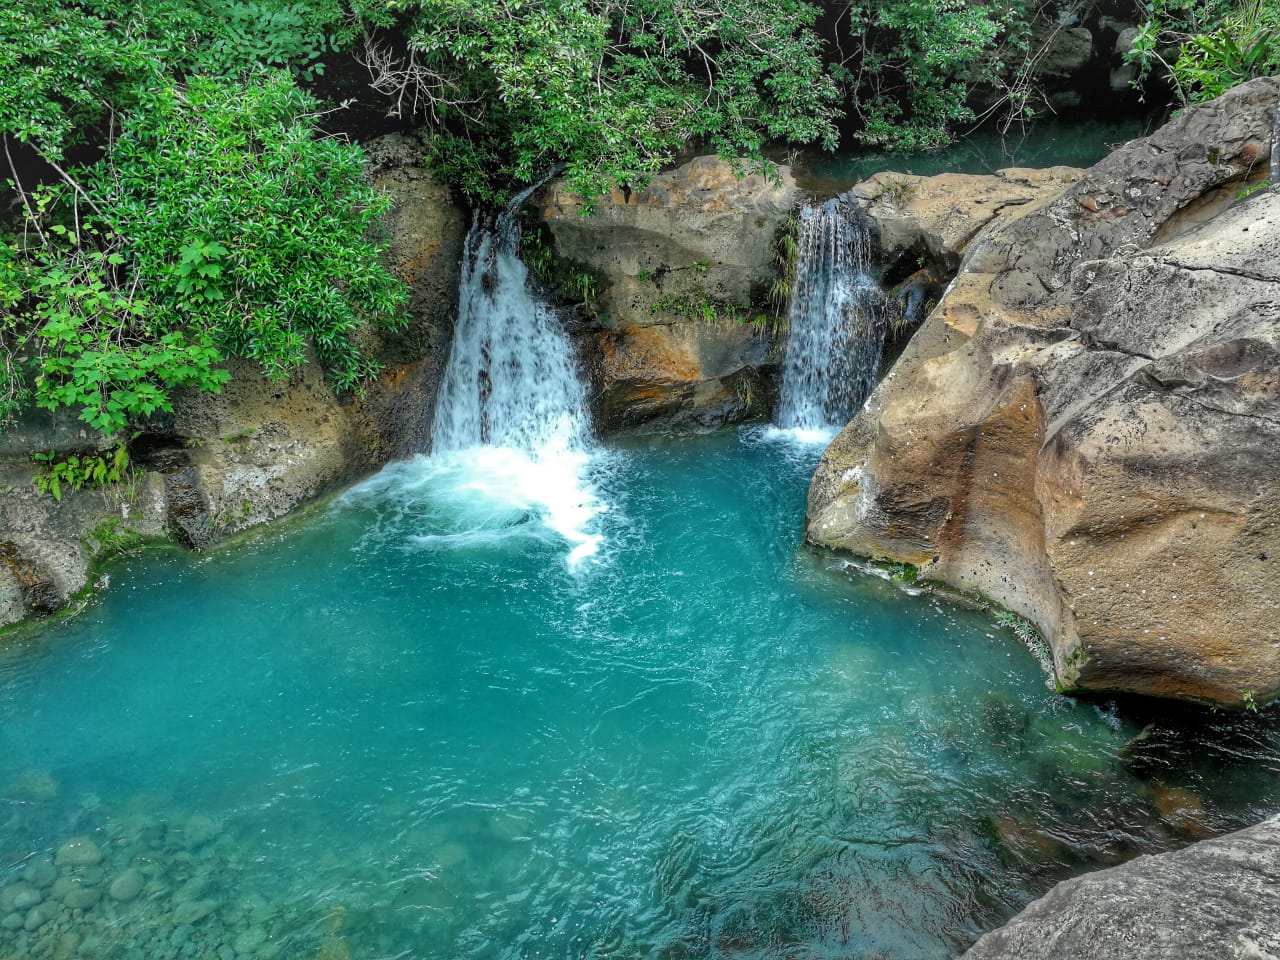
[346,186,606,568]
[432,191,591,457]
[775,197,889,436]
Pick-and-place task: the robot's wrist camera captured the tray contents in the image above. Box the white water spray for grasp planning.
[775,196,889,440]
[348,186,606,567]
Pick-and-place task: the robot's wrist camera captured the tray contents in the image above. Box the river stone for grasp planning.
[0,912,22,930]
[171,898,217,925]
[179,815,221,850]
[233,926,267,955]
[109,868,145,903]
[55,837,102,869]
[51,876,101,910]
[21,855,58,890]
[807,77,1280,706]
[53,930,81,959]
[11,886,42,911]
[23,902,53,931]
[964,814,1280,958]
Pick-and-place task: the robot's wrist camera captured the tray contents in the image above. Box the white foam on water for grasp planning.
[759,424,839,447]
[352,192,608,569]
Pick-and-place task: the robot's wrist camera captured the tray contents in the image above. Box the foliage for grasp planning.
[31,444,130,501]
[362,0,840,201]
[770,215,800,314]
[0,0,357,159]
[1127,0,1279,104]
[86,516,146,557]
[832,0,1033,150]
[2,72,406,438]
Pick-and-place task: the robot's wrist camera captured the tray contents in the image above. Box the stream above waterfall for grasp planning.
[3,430,1278,960]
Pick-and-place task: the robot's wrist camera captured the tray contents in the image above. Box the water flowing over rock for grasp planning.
[806,78,1280,706]
[963,814,1280,959]
[380,189,608,567]
[433,194,591,456]
[777,197,889,433]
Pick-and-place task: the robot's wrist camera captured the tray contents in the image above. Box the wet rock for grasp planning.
[10,885,42,911]
[234,926,267,955]
[51,876,102,910]
[55,837,103,869]
[542,155,794,432]
[109,868,145,903]
[5,769,60,802]
[172,898,218,925]
[593,321,772,433]
[0,913,22,931]
[53,931,80,959]
[23,902,53,931]
[1147,784,1211,838]
[963,814,1280,959]
[21,856,57,890]
[179,815,222,851]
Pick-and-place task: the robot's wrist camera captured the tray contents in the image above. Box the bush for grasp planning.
[1127,0,1279,104]
[1,72,406,438]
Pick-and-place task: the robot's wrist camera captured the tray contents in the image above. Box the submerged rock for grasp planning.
[807,78,1280,706]
[963,814,1280,959]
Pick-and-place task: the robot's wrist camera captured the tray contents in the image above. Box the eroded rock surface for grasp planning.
[851,166,1083,278]
[807,78,1280,705]
[543,156,795,431]
[963,814,1280,959]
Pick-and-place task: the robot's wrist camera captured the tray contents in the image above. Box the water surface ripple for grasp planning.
[1,430,1277,959]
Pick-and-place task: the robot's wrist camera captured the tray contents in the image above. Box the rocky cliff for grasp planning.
[807,78,1280,707]
[542,156,796,432]
[0,133,465,629]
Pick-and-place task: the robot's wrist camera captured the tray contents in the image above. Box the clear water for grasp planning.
[776,199,888,436]
[2,431,1278,960]
[790,115,1157,196]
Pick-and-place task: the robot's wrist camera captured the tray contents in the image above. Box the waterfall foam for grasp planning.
[349,189,606,568]
[774,196,889,442]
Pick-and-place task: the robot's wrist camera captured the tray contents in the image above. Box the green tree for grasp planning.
[357,0,841,200]
[1,72,406,437]
[830,0,1034,150]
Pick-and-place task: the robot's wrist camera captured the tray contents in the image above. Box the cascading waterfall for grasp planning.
[775,196,889,437]
[432,187,591,456]
[347,185,606,567]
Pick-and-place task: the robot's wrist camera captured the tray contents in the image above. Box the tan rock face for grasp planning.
[807,78,1280,706]
[594,321,770,432]
[852,166,1083,276]
[543,156,793,432]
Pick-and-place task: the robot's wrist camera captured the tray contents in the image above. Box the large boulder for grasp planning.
[0,134,465,627]
[963,814,1280,959]
[542,156,796,431]
[850,166,1083,279]
[807,78,1280,706]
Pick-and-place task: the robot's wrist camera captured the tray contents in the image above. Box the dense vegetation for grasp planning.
[1,0,1272,449]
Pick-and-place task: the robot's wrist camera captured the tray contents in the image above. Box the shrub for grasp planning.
[2,72,406,438]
